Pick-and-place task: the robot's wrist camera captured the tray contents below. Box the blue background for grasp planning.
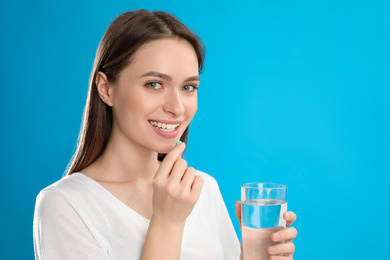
[1,0,389,259]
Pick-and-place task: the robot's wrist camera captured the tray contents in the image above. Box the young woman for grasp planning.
[33,9,297,260]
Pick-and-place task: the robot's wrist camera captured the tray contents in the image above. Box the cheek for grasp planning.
[117,91,156,117]
[186,97,198,120]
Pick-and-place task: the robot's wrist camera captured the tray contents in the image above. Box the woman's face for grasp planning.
[108,38,199,153]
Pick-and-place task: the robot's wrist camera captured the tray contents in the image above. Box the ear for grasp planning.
[96,71,114,107]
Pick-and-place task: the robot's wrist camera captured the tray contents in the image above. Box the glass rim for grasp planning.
[241,182,288,190]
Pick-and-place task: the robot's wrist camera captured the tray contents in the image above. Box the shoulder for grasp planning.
[35,173,86,211]
[195,170,218,185]
[195,169,222,196]
[38,173,80,191]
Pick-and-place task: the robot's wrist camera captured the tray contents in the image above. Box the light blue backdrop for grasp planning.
[1,0,389,259]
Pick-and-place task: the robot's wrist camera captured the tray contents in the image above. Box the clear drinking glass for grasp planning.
[241,183,288,260]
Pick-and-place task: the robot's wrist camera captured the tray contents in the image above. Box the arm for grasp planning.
[140,142,203,260]
[140,217,185,259]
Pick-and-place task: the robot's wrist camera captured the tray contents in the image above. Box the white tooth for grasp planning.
[151,121,179,131]
[161,128,174,132]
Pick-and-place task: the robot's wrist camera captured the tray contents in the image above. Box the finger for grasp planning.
[155,142,186,178]
[271,227,298,242]
[190,175,204,199]
[234,201,242,229]
[168,158,188,183]
[181,167,196,186]
[268,241,295,256]
[284,211,297,227]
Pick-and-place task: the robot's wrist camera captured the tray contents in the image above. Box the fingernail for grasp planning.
[273,233,280,241]
[176,141,183,145]
[269,246,277,254]
[285,212,290,218]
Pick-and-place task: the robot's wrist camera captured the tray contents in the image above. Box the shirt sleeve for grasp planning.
[218,194,241,259]
[210,177,241,260]
[33,188,109,260]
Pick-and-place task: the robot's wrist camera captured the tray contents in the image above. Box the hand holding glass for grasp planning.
[241,183,287,260]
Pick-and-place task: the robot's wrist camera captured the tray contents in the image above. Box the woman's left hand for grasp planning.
[235,201,298,260]
[267,211,297,260]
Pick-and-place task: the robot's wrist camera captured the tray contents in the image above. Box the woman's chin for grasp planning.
[153,143,177,154]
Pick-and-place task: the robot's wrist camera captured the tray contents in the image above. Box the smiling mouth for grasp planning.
[149,120,181,132]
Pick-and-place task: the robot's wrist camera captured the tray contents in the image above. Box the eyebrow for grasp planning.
[140,71,200,82]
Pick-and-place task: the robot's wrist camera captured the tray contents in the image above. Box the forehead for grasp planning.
[125,38,199,77]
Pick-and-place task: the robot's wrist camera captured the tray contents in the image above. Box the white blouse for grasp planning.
[33,171,241,259]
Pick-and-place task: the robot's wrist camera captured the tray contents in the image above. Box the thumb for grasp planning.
[235,201,242,230]
[235,201,244,258]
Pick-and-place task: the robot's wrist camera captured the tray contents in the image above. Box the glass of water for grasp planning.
[241,183,288,259]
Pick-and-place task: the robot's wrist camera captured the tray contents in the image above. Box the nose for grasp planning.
[162,88,185,117]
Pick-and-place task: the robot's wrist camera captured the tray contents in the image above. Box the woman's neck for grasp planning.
[81,133,161,184]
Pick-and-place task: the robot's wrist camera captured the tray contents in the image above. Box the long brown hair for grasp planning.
[65,9,205,175]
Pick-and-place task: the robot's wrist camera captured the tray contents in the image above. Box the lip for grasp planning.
[148,119,184,139]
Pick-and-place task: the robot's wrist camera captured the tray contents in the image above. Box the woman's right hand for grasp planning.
[141,142,204,260]
[151,142,204,226]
